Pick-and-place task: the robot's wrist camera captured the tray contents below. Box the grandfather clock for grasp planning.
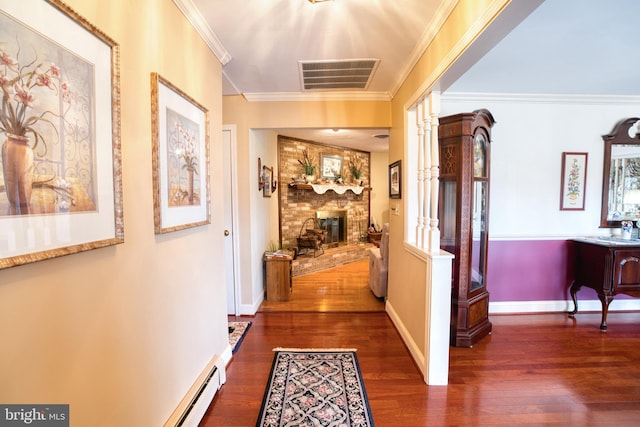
[438,109,495,347]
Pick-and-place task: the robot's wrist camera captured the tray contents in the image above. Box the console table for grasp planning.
[569,237,640,330]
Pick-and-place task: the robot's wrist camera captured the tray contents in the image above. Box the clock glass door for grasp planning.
[470,133,488,293]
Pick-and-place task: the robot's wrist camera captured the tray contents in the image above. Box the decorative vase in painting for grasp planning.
[1,133,34,214]
[187,169,195,205]
[305,174,315,183]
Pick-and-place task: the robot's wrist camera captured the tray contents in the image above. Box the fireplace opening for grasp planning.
[316,210,347,247]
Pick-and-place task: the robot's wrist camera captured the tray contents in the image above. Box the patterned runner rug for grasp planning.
[228,321,252,354]
[256,348,374,426]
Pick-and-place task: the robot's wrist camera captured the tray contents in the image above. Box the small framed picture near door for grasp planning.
[560,152,587,210]
[263,166,273,197]
[389,160,402,199]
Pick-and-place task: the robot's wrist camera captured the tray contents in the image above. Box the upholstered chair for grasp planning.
[368,223,389,298]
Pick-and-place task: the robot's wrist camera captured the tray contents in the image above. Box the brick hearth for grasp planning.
[292,243,375,277]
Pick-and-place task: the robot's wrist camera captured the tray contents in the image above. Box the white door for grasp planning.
[223,125,239,314]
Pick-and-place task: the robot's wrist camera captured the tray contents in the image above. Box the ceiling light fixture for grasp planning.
[307,0,333,4]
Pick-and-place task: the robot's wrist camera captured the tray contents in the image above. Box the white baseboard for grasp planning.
[238,297,263,316]
[489,299,640,314]
[163,355,226,427]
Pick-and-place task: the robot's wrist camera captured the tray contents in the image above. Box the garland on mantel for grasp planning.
[309,183,365,195]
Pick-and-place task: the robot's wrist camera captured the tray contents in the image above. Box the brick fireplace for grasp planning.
[278,136,371,253]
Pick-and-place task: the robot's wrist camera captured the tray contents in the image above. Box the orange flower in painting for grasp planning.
[0,47,71,156]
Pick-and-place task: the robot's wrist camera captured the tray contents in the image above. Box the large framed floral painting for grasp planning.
[0,0,123,269]
[151,73,210,234]
[560,152,588,211]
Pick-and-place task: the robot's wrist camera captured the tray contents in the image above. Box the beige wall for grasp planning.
[370,151,390,228]
[248,129,280,307]
[0,1,228,425]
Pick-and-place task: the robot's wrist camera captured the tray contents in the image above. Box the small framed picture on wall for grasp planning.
[389,160,401,199]
[321,154,343,180]
[560,152,588,210]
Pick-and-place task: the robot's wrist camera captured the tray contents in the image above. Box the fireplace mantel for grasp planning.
[288,182,371,195]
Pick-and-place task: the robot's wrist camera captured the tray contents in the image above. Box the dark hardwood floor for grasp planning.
[259,259,384,312]
[200,261,640,426]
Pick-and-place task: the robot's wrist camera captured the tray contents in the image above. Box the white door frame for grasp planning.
[223,125,241,315]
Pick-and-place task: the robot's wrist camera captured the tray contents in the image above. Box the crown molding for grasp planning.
[173,0,232,65]
[389,0,458,98]
[442,92,640,105]
[241,91,392,102]
[404,0,510,109]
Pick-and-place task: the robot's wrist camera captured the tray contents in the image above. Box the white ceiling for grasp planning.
[179,0,640,151]
[447,0,640,96]
[186,0,456,98]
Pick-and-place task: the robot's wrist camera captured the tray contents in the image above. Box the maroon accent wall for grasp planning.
[487,240,575,302]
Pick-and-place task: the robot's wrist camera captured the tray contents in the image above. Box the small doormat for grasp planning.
[228,321,252,354]
[256,348,374,426]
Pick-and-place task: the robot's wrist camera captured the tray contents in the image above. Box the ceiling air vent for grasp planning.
[299,59,379,91]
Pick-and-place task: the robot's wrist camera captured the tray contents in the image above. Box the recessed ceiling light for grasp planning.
[307,0,333,3]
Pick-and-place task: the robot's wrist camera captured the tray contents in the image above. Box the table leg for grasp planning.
[597,293,614,332]
[567,280,580,316]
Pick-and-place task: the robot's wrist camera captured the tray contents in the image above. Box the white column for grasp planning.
[423,252,453,385]
[423,89,450,386]
[420,97,430,249]
[415,100,425,247]
[428,91,441,252]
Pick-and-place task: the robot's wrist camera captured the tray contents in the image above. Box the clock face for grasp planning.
[473,133,486,177]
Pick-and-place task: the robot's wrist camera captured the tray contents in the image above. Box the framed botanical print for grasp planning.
[0,0,123,269]
[151,73,210,233]
[560,152,588,210]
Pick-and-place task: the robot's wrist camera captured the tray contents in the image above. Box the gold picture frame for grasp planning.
[151,73,210,233]
[0,0,123,269]
[560,152,588,211]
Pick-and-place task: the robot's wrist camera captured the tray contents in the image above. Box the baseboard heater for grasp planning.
[164,355,226,427]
